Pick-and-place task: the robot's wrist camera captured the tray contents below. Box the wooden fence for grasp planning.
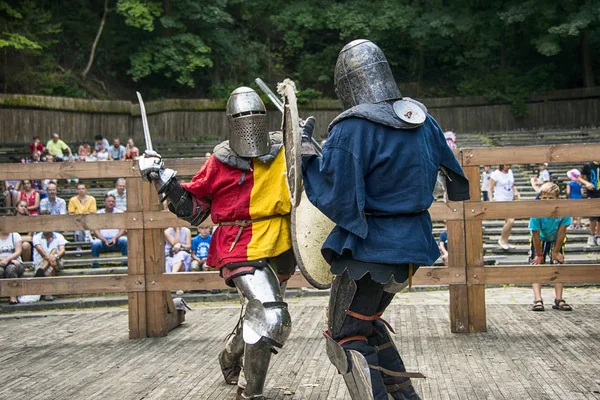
[0,143,599,337]
[1,87,599,144]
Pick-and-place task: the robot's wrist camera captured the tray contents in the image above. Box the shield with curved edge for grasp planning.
[291,191,335,289]
[277,79,303,207]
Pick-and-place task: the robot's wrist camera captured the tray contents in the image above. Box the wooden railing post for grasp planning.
[464,165,487,332]
[127,176,147,339]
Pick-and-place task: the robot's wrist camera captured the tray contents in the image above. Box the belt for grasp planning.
[219,214,289,252]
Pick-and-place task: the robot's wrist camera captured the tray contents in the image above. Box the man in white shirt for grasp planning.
[33,231,67,301]
[107,178,127,211]
[91,194,127,268]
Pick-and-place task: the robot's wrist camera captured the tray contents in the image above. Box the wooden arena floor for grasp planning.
[1,288,600,400]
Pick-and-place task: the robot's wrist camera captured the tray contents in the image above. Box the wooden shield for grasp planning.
[279,80,303,207]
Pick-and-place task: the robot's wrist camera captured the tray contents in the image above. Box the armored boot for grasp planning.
[236,340,272,400]
[219,325,245,385]
[369,321,422,400]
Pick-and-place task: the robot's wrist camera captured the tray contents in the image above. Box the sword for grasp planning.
[136,91,153,152]
[255,78,322,155]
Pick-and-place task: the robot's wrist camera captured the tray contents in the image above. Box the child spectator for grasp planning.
[29,136,44,157]
[531,162,551,194]
[90,195,128,268]
[577,161,600,246]
[0,229,24,304]
[191,226,212,271]
[39,182,66,215]
[46,133,73,162]
[481,165,492,201]
[107,178,127,211]
[529,182,573,312]
[164,227,191,273]
[125,138,140,160]
[78,141,92,161]
[108,138,126,160]
[489,164,520,249]
[566,169,583,230]
[19,180,40,216]
[32,231,67,301]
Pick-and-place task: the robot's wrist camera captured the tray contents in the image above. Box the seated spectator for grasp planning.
[39,182,67,215]
[91,194,127,268]
[93,141,110,161]
[165,227,191,273]
[3,180,21,212]
[68,183,97,250]
[107,178,127,211]
[191,226,212,271]
[46,133,73,162]
[0,230,25,304]
[14,201,32,263]
[77,141,92,161]
[94,134,110,151]
[29,136,45,157]
[531,162,551,194]
[109,138,126,160]
[24,150,43,164]
[125,138,140,160]
[19,179,40,216]
[33,231,67,301]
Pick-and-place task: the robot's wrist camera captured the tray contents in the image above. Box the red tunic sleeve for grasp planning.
[180,156,218,200]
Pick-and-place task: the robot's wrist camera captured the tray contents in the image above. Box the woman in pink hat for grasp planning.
[566,169,583,229]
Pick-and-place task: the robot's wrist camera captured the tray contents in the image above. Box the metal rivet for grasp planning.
[473,274,477,278]
[469,154,473,158]
[453,208,457,212]
[471,209,475,213]
[150,218,154,221]
[455,274,460,277]
[151,281,156,285]
[132,218,137,221]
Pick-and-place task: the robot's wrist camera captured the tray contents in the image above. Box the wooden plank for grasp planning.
[470,265,600,284]
[0,274,144,297]
[0,160,140,180]
[466,198,600,220]
[463,165,486,333]
[430,201,464,221]
[444,219,469,333]
[462,143,600,166]
[0,212,143,233]
[126,176,147,339]
[449,284,469,333]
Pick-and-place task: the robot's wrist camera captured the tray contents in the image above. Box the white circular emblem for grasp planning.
[392,100,426,125]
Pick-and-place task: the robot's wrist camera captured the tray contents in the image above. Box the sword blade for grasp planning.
[136,91,153,152]
[254,78,322,155]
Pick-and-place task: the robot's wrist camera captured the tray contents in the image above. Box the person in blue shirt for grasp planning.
[439,227,449,266]
[529,182,572,312]
[300,39,469,400]
[566,169,583,230]
[191,226,212,271]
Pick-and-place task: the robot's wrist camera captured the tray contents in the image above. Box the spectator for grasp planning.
[39,182,67,215]
[77,141,92,161]
[489,164,520,249]
[29,136,45,157]
[577,161,600,246]
[566,169,583,230]
[530,162,551,194]
[93,141,110,161]
[19,179,40,216]
[125,138,140,160]
[164,227,191,273]
[529,182,573,312]
[3,180,21,212]
[32,231,67,301]
[0,229,24,304]
[108,138,126,160]
[14,200,33,263]
[90,194,127,268]
[481,165,492,201]
[46,133,73,162]
[68,183,97,252]
[24,150,43,164]
[107,178,127,211]
[94,134,110,151]
[439,227,448,267]
[191,226,212,271]
[444,130,457,149]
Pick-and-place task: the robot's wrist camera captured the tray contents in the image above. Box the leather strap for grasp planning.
[345,310,396,334]
[219,214,288,252]
[368,365,426,379]
[337,335,368,346]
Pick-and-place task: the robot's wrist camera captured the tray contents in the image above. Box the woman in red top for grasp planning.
[19,180,40,216]
[29,136,45,156]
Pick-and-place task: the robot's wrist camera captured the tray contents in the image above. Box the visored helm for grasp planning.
[334,39,402,110]
[226,87,270,157]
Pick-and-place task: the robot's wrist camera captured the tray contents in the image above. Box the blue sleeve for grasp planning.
[302,143,368,239]
[529,218,541,232]
[560,217,572,227]
[191,236,200,253]
[439,231,447,244]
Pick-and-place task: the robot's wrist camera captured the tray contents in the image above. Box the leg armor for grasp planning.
[233,265,292,399]
[219,323,245,385]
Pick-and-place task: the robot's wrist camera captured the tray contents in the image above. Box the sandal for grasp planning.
[8,300,18,305]
[531,299,544,311]
[552,299,573,311]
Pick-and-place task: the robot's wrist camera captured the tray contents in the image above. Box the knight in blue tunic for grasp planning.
[300,39,469,400]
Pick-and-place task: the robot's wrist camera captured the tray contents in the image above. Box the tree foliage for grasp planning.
[0,0,598,104]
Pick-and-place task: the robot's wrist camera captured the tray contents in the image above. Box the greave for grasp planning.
[239,340,272,398]
[219,324,245,385]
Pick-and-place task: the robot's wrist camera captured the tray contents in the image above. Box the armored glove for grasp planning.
[139,150,177,193]
[300,116,317,156]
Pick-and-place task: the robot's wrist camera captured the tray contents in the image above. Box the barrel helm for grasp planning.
[334,39,402,110]
[226,87,270,157]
